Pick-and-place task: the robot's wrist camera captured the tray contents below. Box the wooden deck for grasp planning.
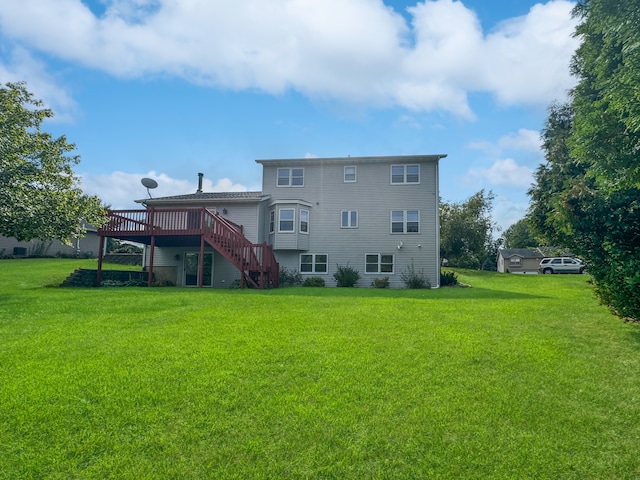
[98,208,279,288]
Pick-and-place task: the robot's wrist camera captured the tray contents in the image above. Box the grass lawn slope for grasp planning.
[1,259,639,479]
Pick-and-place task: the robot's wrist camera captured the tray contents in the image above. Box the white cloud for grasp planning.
[467,129,542,157]
[467,158,534,188]
[0,46,77,121]
[78,171,249,210]
[498,128,542,153]
[0,0,580,118]
[492,195,530,232]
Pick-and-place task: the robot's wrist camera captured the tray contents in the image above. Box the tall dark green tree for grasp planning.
[0,82,106,243]
[440,190,497,269]
[529,0,640,320]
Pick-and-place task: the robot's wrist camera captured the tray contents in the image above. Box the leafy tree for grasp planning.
[528,0,640,320]
[527,102,585,248]
[0,82,106,242]
[440,190,497,269]
[503,218,540,249]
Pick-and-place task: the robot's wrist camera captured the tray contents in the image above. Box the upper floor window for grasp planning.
[279,209,295,232]
[341,210,358,228]
[391,210,420,233]
[277,168,304,187]
[391,164,420,184]
[300,209,309,234]
[269,210,275,233]
[344,166,356,182]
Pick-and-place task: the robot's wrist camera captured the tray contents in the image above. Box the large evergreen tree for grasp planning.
[0,82,106,243]
[529,0,640,320]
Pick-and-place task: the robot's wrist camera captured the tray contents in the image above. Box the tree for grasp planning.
[528,0,640,320]
[440,190,497,269]
[527,102,586,248]
[0,82,106,243]
[502,218,540,249]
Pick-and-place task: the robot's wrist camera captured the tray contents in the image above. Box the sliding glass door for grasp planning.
[184,252,213,286]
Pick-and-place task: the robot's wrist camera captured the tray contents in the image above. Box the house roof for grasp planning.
[498,248,544,259]
[255,154,447,167]
[136,191,267,206]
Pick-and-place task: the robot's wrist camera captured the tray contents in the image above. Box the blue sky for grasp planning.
[0,0,579,232]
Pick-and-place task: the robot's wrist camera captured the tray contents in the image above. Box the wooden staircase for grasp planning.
[202,211,279,289]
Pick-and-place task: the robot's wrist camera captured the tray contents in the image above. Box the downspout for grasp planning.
[434,156,443,288]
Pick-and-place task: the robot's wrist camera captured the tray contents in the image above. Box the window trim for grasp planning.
[344,166,356,183]
[390,164,420,184]
[509,257,522,266]
[278,208,295,233]
[390,209,420,234]
[269,210,275,234]
[300,209,309,234]
[300,253,329,274]
[277,167,304,187]
[365,253,395,274]
[340,210,358,228]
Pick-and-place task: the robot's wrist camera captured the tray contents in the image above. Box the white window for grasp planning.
[279,209,295,232]
[391,164,420,184]
[300,209,309,234]
[365,254,394,274]
[341,210,358,228]
[269,210,275,234]
[509,257,522,266]
[391,210,419,233]
[300,254,328,274]
[344,166,356,182]
[277,168,304,187]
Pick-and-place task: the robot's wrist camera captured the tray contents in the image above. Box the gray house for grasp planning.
[0,224,100,258]
[98,154,446,288]
[496,248,543,274]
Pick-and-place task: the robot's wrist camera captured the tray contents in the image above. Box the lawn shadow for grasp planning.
[265,286,549,301]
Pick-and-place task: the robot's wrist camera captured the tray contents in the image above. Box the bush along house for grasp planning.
[97,154,446,288]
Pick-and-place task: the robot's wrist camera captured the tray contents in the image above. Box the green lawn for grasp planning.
[1,259,639,479]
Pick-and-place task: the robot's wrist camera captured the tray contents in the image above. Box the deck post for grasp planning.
[148,235,155,288]
[198,234,205,287]
[97,235,105,287]
[260,243,266,289]
[147,208,155,287]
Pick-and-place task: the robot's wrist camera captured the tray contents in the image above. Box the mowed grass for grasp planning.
[1,259,639,479]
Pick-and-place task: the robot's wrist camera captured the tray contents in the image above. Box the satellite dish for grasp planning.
[141,177,158,198]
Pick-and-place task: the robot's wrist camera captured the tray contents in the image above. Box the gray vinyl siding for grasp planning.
[260,157,441,288]
[0,232,100,258]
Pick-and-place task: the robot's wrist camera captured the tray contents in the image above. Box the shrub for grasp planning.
[303,276,325,287]
[440,270,459,286]
[333,264,361,287]
[279,267,303,287]
[401,262,431,289]
[371,277,390,289]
